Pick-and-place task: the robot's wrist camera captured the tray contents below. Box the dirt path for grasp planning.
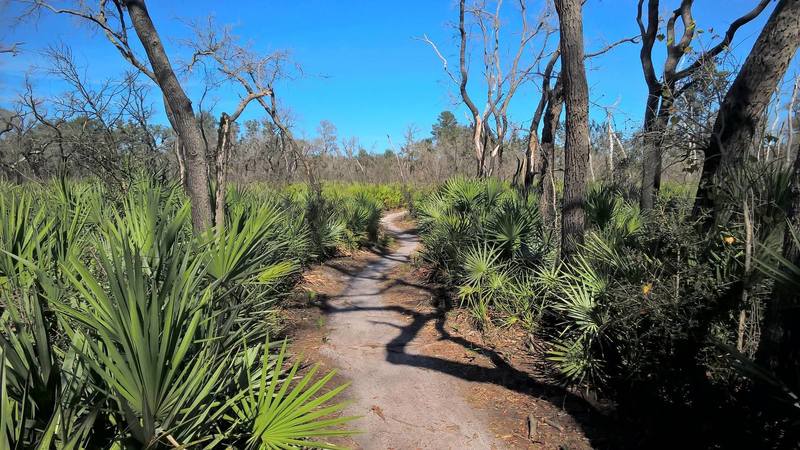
[320,211,502,449]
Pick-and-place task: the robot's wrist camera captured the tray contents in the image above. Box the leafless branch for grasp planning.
[0,42,23,55]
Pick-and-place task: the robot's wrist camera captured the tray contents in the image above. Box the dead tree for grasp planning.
[524,48,559,193]
[480,0,552,175]
[32,0,214,231]
[19,46,163,186]
[423,0,551,178]
[422,0,489,177]
[185,22,312,189]
[185,22,284,230]
[538,75,563,228]
[637,0,771,211]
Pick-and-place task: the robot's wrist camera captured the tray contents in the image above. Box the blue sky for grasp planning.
[0,0,795,150]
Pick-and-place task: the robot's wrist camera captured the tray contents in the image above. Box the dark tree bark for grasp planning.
[637,0,661,211]
[694,0,800,218]
[124,0,212,231]
[525,49,560,191]
[539,76,564,229]
[214,113,231,233]
[637,0,771,211]
[554,0,589,261]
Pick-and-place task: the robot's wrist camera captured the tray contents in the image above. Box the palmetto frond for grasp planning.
[230,340,355,450]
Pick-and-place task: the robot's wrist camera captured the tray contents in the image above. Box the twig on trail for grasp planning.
[527,414,538,440]
[543,417,564,431]
[387,415,438,432]
[370,405,386,421]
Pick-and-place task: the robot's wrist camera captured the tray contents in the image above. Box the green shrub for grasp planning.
[416,177,553,329]
[0,177,354,449]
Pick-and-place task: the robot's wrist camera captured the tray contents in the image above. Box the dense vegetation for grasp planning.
[415,174,799,447]
[0,177,401,449]
[1,0,799,448]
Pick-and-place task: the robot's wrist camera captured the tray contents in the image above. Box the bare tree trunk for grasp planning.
[738,196,753,353]
[473,117,487,177]
[607,112,616,182]
[455,0,488,178]
[174,137,186,190]
[766,86,782,161]
[555,0,589,261]
[787,75,799,164]
[639,5,682,211]
[525,131,540,189]
[214,113,231,233]
[637,0,771,211]
[540,78,564,230]
[694,0,800,218]
[394,151,407,184]
[124,0,212,231]
[526,50,560,191]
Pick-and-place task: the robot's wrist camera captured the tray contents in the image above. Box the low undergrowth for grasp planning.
[415,175,799,448]
[0,177,400,449]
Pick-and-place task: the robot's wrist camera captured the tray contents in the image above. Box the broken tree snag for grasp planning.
[214,112,231,233]
[539,76,563,228]
[525,48,560,192]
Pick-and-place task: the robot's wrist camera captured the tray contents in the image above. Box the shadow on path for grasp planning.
[317,224,626,449]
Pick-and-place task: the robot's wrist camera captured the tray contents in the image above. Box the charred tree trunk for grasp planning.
[214,112,231,233]
[525,50,561,192]
[641,89,676,207]
[694,0,800,219]
[638,0,662,211]
[555,0,589,261]
[639,0,683,211]
[539,77,564,229]
[124,0,212,232]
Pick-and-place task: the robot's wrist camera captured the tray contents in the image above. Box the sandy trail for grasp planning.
[321,211,501,450]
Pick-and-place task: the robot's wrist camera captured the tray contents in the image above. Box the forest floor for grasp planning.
[283,211,620,449]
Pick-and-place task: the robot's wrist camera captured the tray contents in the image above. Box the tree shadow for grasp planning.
[316,257,631,449]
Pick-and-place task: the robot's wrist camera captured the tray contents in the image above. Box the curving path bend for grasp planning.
[321,211,501,450]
